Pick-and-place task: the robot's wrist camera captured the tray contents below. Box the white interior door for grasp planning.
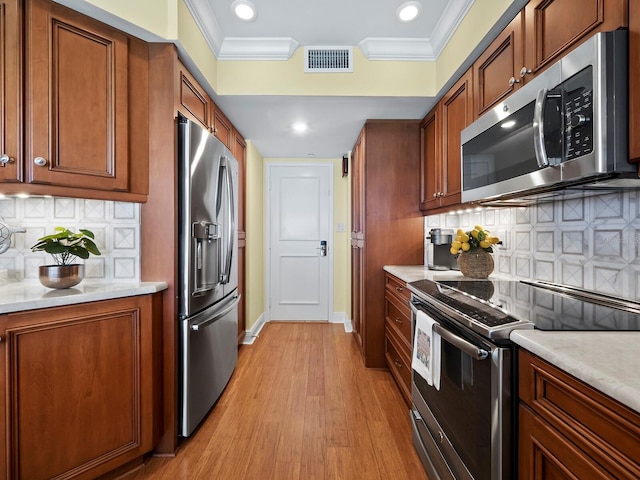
[267,164,333,321]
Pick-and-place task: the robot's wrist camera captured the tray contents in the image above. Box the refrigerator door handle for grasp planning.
[190,294,241,331]
[220,157,235,284]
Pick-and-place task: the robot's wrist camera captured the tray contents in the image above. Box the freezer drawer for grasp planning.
[180,292,239,436]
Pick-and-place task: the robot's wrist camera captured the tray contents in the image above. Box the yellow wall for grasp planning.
[218,49,437,97]
[245,141,265,330]
[435,0,513,89]
[81,0,178,38]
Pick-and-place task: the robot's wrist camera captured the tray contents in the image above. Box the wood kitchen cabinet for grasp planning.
[420,70,472,214]
[473,12,525,118]
[522,0,627,82]
[0,0,21,183]
[177,61,233,149]
[232,129,247,343]
[0,0,149,201]
[145,43,247,453]
[384,273,412,406]
[350,120,423,368]
[518,349,640,479]
[0,294,163,480]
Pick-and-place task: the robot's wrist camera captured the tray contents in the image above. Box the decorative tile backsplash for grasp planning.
[0,196,140,282]
[425,191,640,300]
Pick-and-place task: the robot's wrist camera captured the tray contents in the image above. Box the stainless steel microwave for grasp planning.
[461,30,635,204]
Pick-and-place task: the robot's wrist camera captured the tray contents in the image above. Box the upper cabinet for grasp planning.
[420,69,473,213]
[1,0,149,202]
[473,12,524,118]
[0,0,21,183]
[421,0,629,214]
[523,0,627,79]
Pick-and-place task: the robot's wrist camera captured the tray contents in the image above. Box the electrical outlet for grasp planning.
[336,223,346,232]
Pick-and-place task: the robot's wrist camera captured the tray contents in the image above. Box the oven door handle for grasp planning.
[433,324,489,361]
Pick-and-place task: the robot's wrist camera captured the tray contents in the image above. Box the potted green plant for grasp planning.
[31,227,101,288]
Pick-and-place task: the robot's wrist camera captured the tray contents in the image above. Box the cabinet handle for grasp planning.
[396,286,403,293]
[0,154,14,165]
[34,157,47,167]
[520,66,532,78]
[508,76,520,87]
[394,359,403,368]
[394,317,403,325]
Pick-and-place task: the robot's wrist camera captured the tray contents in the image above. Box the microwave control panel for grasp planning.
[563,68,593,161]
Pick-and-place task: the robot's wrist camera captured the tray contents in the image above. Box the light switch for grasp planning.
[336,223,346,232]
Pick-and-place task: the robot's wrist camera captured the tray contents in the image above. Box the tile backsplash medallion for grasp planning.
[425,191,640,300]
[0,196,140,282]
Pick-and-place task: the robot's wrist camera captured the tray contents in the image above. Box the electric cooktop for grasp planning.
[409,278,640,333]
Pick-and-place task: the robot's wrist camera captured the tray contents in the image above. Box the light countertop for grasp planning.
[385,265,640,415]
[0,280,168,314]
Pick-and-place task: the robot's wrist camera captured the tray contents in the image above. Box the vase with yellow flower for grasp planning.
[450,225,501,279]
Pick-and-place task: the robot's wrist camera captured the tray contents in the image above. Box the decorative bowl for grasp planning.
[39,264,84,289]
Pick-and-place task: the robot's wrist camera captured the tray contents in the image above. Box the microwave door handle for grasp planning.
[533,88,549,168]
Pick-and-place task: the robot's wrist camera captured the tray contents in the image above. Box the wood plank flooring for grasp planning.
[129,322,430,480]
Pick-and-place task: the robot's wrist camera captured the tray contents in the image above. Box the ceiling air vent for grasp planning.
[304,46,353,73]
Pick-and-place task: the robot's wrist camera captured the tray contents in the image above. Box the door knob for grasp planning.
[34,157,47,167]
[0,154,14,165]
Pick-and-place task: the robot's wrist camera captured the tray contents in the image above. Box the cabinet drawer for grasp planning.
[385,326,411,405]
[385,274,410,302]
[519,350,640,478]
[385,293,411,347]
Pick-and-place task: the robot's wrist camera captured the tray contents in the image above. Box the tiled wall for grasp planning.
[425,191,640,300]
[0,196,140,282]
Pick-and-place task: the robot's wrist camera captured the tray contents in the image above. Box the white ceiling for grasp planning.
[188,0,474,158]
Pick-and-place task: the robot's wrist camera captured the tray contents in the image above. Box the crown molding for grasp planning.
[429,0,475,57]
[218,37,300,60]
[183,0,224,57]
[358,38,434,61]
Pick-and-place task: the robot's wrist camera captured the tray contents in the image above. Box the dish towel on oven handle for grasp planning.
[412,309,442,390]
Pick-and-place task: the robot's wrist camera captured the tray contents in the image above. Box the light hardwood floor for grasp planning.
[130,322,430,479]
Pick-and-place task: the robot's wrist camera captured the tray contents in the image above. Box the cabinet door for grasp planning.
[178,62,212,132]
[3,297,158,480]
[213,105,233,149]
[523,0,627,77]
[25,0,130,191]
[419,107,441,212]
[519,405,617,480]
[473,12,524,117]
[232,129,246,233]
[440,69,472,208]
[350,130,365,237]
[350,240,363,348]
[0,0,22,183]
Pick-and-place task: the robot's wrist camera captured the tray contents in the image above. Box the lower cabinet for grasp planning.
[518,349,640,479]
[0,294,163,480]
[384,273,412,406]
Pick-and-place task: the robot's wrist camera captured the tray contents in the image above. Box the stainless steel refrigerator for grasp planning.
[177,115,239,437]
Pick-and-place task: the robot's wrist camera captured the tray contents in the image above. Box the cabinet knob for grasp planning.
[0,154,14,165]
[520,66,532,78]
[508,76,520,87]
[396,286,403,293]
[393,359,403,368]
[394,317,403,325]
[34,157,48,167]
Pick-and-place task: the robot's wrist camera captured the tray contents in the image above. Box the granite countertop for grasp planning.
[384,265,640,415]
[0,280,168,314]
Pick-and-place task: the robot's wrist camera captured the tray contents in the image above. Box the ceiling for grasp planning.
[187,0,474,158]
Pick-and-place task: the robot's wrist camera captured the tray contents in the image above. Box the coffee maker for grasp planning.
[426,228,458,270]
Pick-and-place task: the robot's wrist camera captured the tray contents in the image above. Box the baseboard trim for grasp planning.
[242,313,266,344]
[331,311,352,332]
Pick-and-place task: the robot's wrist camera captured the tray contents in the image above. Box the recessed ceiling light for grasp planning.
[396,1,421,22]
[231,0,257,22]
[292,122,308,133]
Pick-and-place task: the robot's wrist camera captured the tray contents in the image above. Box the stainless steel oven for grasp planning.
[407,277,640,480]
[408,291,515,480]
